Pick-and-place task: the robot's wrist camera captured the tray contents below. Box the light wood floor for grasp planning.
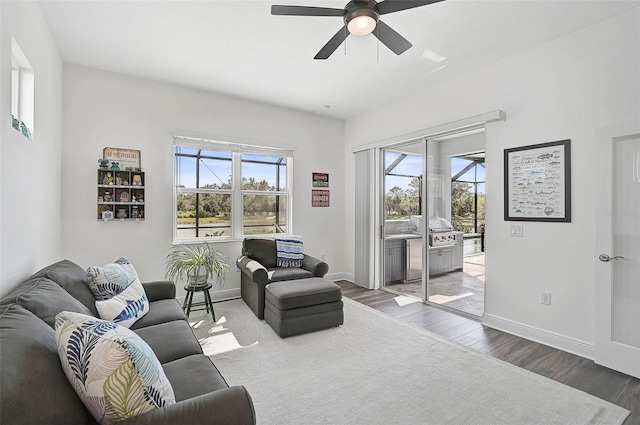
[336,280,640,425]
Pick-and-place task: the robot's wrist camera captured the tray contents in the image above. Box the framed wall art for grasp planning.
[504,139,571,222]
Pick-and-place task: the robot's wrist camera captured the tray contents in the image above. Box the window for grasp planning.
[174,139,292,242]
[450,153,485,233]
[11,39,34,140]
[384,151,422,219]
[241,154,288,235]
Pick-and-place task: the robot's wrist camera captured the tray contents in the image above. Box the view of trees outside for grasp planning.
[385,177,421,219]
[384,153,485,234]
[385,151,422,220]
[451,157,485,233]
[451,181,485,232]
[175,148,287,239]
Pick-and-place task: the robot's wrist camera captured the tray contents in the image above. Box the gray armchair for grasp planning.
[236,238,328,319]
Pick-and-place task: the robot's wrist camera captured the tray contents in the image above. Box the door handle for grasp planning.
[598,254,625,262]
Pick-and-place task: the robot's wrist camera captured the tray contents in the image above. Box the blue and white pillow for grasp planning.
[55,311,175,425]
[95,279,149,328]
[87,257,148,327]
[86,257,139,300]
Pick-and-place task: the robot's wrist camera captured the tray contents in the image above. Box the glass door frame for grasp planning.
[379,139,427,302]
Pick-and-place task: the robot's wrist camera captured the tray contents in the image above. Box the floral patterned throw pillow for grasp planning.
[55,311,175,425]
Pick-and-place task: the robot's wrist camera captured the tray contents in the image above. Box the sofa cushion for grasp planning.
[268,267,314,282]
[32,259,99,316]
[0,304,91,425]
[162,355,229,402]
[133,320,203,364]
[95,278,149,328]
[130,299,186,330]
[55,311,176,425]
[243,238,277,269]
[0,277,94,328]
[86,257,140,300]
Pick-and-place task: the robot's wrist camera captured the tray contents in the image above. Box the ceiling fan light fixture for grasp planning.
[345,8,378,36]
[348,15,376,36]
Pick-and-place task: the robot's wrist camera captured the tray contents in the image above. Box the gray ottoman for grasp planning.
[264,278,343,338]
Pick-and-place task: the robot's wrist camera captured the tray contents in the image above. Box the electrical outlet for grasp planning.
[541,292,551,306]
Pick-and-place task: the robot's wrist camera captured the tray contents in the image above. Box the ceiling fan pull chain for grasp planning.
[344,26,347,56]
[376,25,380,63]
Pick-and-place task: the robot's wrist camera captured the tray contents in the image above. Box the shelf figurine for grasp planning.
[110,161,120,171]
[98,159,109,169]
[103,172,114,185]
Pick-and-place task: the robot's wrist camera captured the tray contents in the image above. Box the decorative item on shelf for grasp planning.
[103,191,111,202]
[116,177,122,185]
[110,161,120,171]
[132,174,142,186]
[98,196,104,203]
[133,192,143,202]
[98,159,109,169]
[116,208,127,219]
[101,210,113,220]
[131,206,140,219]
[119,191,130,202]
[165,243,232,289]
[103,172,114,185]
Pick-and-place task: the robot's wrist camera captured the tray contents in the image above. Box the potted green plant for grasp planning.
[165,242,232,288]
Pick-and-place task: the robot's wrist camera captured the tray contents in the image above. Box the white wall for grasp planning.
[0,2,62,296]
[344,8,640,356]
[61,64,345,301]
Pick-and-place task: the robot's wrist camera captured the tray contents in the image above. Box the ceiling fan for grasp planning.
[271,0,444,60]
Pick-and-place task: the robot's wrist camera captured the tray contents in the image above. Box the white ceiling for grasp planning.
[38,0,638,120]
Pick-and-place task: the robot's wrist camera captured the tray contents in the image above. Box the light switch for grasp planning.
[510,225,523,237]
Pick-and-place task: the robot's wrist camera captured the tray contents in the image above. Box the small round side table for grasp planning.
[182,283,215,321]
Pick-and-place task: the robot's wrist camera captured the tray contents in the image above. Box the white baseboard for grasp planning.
[326,272,353,282]
[482,313,595,360]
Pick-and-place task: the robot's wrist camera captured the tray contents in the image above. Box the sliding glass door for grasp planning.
[379,130,486,318]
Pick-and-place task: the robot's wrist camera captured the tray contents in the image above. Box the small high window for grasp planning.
[11,39,34,140]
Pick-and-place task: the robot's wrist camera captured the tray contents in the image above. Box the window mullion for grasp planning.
[232,152,243,237]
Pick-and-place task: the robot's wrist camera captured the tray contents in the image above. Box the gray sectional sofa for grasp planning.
[0,259,255,425]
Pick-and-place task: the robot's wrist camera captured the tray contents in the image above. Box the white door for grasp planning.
[595,121,640,379]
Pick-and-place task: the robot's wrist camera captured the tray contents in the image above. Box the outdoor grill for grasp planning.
[428,217,458,247]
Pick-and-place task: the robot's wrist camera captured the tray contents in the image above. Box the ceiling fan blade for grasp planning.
[373,20,412,55]
[377,0,444,15]
[271,5,345,17]
[314,26,349,60]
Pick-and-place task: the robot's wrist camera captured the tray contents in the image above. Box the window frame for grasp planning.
[11,38,34,140]
[173,138,293,244]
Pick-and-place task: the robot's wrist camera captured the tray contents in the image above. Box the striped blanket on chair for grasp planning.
[276,237,304,267]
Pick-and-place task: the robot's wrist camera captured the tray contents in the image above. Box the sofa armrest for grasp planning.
[118,386,256,425]
[301,254,329,277]
[236,256,269,285]
[142,281,176,302]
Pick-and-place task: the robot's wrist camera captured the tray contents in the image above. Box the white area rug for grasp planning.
[190,298,629,425]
